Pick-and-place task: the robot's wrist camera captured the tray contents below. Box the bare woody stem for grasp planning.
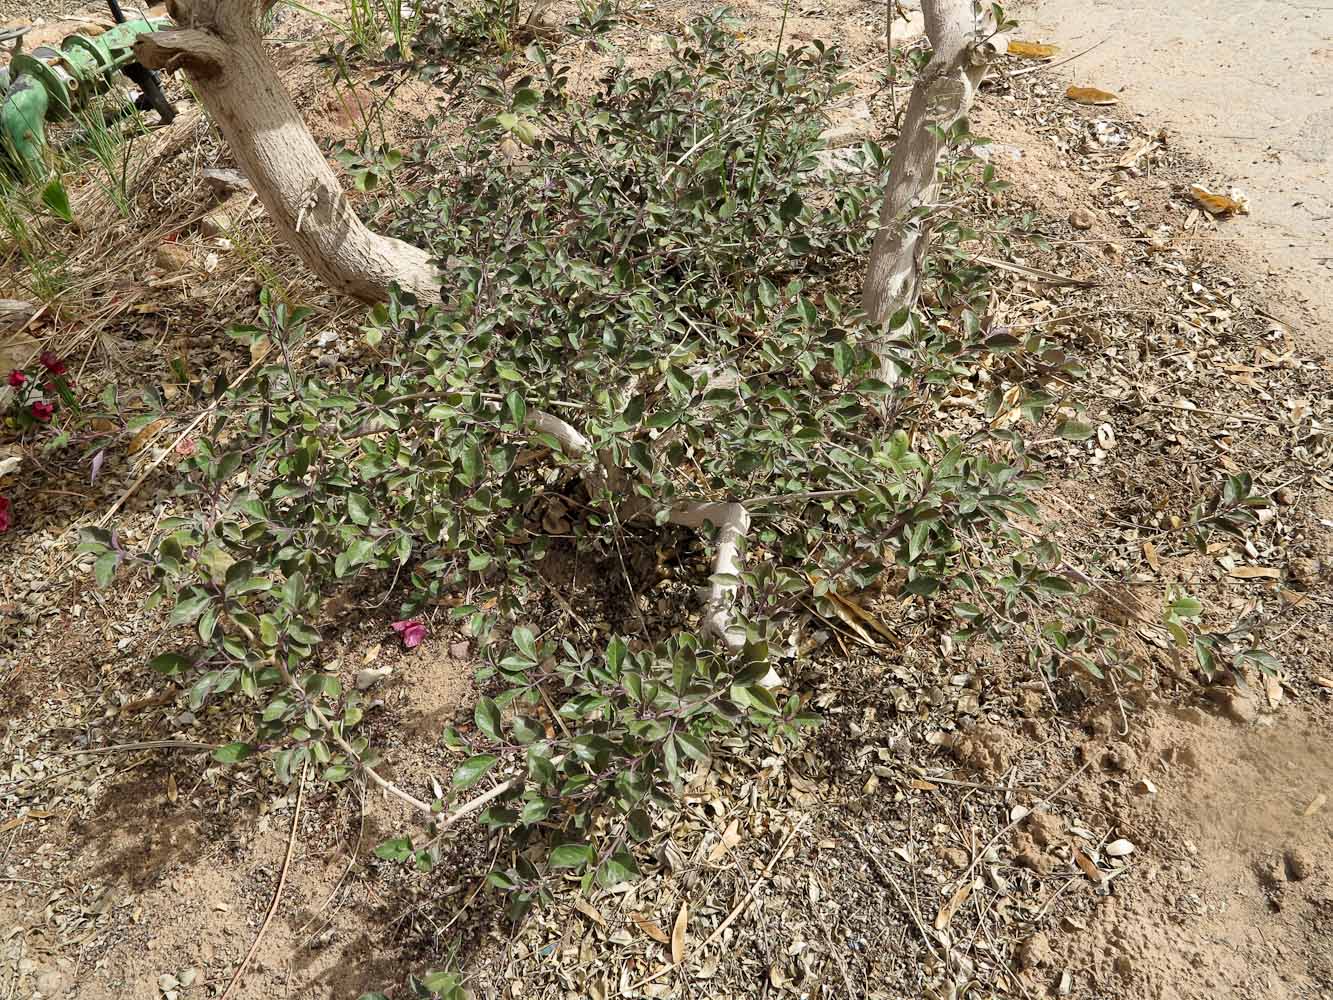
[135,0,438,302]
[860,0,1007,377]
[290,675,514,822]
[525,408,754,655]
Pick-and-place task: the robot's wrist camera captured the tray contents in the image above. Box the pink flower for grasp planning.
[0,496,10,534]
[7,370,26,388]
[30,400,54,422]
[391,619,428,649]
[39,351,67,376]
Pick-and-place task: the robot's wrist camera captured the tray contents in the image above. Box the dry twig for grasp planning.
[218,762,307,1000]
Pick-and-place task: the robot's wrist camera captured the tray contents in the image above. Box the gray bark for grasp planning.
[135,0,438,303]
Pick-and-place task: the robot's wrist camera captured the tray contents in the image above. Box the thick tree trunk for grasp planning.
[134,0,438,303]
[860,0,1005,341]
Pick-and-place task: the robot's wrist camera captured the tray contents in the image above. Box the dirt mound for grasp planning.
[1057,706,1332,999]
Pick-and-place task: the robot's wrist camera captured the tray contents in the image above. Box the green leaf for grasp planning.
[512,626,538,661]
[94,551,118,588]
[148,652,192,677]
[605,635,628,674]
[169,591,212,627]
[1056,419,1096,441]
[374,836,414,861]
[506,389,527,424]
[452,754,497,788]
[779,190,802,222]
[511,715,543,744]
[212,742,254,764]
[597,851,640,887]
[1169,594,1203,619]
[474,697,502,741]
[41,178,73,223]
[347,493,373,525]
[548,843,594,870]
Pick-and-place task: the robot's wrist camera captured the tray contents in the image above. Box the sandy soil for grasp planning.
[3,3,1332,1000]
[1020,0,1333,341]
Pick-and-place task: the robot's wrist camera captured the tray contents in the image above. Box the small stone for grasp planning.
[1284,847,1313,881]
[34,970,66,997]
[449,640,471,659]
[1069,207,1095,230]
[1105,838,1135,857]
[155,243,192,273]
[1113,955,1133,978]
[1275,487,1296,505]
[1017,932,1054,970]
[200,211,232,238]
[940,847,969,869]
[355,666,393,690]
[822,99,874,147]
[1024,809,1066,849]
[811,148,862,179]
[202,167,253,197]
[0,298,36,334]
[1288,558,1320,591]
[1103,741,1138,772]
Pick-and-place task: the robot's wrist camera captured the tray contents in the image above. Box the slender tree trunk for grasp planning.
[134,0,438,303]
[861,0,1006,345]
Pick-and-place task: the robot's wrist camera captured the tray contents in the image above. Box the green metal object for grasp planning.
[0,16,171,179]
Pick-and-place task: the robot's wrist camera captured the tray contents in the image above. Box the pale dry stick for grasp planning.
[1005,37,1109,80]
[821,922,860,998]
[218,762,307,1000]
[100,353,267,526]
[47,739,212,756]
[842,823,941,962]
[294,785,366,945]
[621,816,808,996]
[296,684,516,821]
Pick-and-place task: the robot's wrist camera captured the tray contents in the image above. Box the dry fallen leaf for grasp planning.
[1229,565,1280,580]
[1008,40,1059,59]
[126,417,169,456]
[1264,672,1283,709]
[1303,793,1326,817]
[707,819,743,862]
[1188,184,1250,216]
[671,902,688,964]
[1073,848,1104,883]
[1066,85,1119,106]
[808,574,895,644]
[631,913,671,945]
[167,773,178,804]
[934,878,975,930]
[1143,541,1160,573]
[574,898,606,928]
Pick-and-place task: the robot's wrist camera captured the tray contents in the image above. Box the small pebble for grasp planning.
[1069,207,1095,230]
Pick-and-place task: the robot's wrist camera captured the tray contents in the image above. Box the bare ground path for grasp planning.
[1020,0,1333,342]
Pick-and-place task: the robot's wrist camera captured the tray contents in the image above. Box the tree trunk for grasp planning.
[134,0,438,303]
[860,0,1005,343]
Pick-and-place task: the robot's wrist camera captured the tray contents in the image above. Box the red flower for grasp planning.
[30,400,54,422]
[0,496,10,534]
[7,370,26,388]
[391,619,428,649]
[39,351,67,375]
